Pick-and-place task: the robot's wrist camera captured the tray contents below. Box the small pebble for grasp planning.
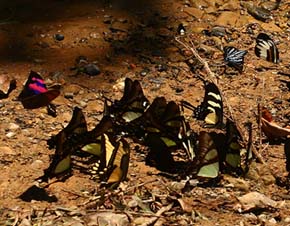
[156,64,167,72]
[9,123,20,131]
[84,64,101,76]
[64,92,74,99]
[54,33,64,41]
[6,132,16,138]
[140,68,150,76]
[273,99,282,104]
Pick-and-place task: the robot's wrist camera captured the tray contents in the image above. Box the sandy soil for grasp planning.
[0,0,290,225]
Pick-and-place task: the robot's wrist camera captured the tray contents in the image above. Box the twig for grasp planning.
[175,36,217,83]
[127,179,159,192]
[141,203,174,226]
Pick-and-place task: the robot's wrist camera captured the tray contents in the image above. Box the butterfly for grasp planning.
[177,23,186,36]
[223,46,248,73]
[194,131,220,179]
[107,78,150,123]
[47,107,88,150]
[18,71,60,109]
[144,133,176,173]
[255,33,279,63]
[178,119,197,161]
[42,107,88,181]
[181,81,223,128]
[90,133,130,188]
[129,97,184,146]
[81,115,115,156]
[222,119,252,175]
[0,79,16,99]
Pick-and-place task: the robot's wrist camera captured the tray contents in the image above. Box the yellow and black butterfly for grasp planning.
[81,115,115,156]
[90,133,130,188]
[0,79,16,99]
[182,81,223,128]
[41,107,88,180]
[194,131,220,179]
[255,33,279,64]
[222,119,252,174]
[107,78,150,123]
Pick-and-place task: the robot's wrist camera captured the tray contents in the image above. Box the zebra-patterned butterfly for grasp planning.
[224,46,248,73]
[255,33,279,63]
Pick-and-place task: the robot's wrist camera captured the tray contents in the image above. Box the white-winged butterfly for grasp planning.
[18,71,60,109]
[224,46,248,73]
[255,33,279,63]
[177,23,186,36]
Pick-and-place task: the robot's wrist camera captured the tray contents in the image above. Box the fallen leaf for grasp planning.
[237,192,277,212]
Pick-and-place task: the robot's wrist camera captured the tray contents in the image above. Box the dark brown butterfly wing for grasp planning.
[20,89,60,109]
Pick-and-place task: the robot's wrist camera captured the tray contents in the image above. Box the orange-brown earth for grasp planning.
[0,0,290,225]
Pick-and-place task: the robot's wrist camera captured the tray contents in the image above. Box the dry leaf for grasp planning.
[261,118,290,139]
[237,191,277,212]
[260,107,290,139]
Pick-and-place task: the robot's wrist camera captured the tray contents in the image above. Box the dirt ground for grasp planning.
[0,0,290,225]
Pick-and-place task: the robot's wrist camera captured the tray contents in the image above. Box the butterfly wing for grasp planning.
[195,82,223,128]
[224,46,247,72]
[20,89,60,109]
[0,79,16,99]
[178,119,197,161]
[90,133,130,188]
[224,119,252,174]
[195,132,220,178]
[255,33,279,63]
[110,78,150,123]
[47,107,88,149]
[42,108,88,180]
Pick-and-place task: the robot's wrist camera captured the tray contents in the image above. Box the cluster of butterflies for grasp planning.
[178,25,279,72]
[223,32,279,73]
[38,77,253,189]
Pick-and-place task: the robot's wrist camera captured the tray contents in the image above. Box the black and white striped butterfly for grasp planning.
[223,46,248,73]
[255,33,279,63]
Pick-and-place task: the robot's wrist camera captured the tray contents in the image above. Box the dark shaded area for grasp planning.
[19,185,58,202]
[0,0,174,64]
